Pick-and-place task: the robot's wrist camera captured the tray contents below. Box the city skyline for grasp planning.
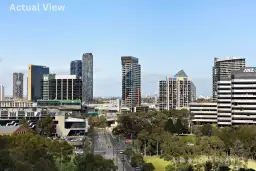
[1,0,256,96]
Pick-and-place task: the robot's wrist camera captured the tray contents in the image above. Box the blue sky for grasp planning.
[1,0,256,97]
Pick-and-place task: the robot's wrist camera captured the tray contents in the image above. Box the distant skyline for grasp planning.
[1,0,256,97]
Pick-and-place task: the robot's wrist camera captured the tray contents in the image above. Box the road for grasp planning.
[93,130,133,171]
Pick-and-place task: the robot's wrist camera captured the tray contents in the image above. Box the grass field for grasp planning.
[144,156,171,171]
[178,135,196,144]
[144,155,256,171]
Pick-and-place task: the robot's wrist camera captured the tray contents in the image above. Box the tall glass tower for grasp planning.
[13,72,24,99]
[70,60,82,79]
[121,56,141,109]
[27,64,49,102]
[82,53,93,104]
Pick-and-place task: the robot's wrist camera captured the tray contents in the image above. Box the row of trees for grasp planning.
[0,131,119,171]
[123,148,155,171]
[0,131,73,171]
[113,110,256,170]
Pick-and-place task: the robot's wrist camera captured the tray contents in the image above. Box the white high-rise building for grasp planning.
[159,70,196,110]
[191,67,256,126]
[0,85,4,101]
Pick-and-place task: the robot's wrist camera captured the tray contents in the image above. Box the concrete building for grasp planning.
[13,73,24,99]
[70,60,82,79]
[27,64,49,102]
[82,53,93,104]
[121,56,141,109]
[217,79,232,125]
[42,74,82,101]
[55,115,88,137]
[0,100,35,108]
[159,70,196,110]
[212,57,246,100]
[191,67,256,126]
[190,102,217,124]
[230,67,256,125]
[0,85,4,101]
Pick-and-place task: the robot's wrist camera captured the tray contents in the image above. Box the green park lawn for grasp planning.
[144,156,171,171]
[248,160,256,169]
[144,155,256,171]
[178,135,196,144]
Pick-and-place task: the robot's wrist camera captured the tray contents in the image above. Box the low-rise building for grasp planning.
[0,125,28,136]
[55,115,88,137]
[0,100,35,108]
[191,67,256,126]
[190,102,217,124]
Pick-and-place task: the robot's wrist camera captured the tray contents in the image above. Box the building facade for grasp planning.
[0,100,34,108]
[13,73,24,99]
[212,57,246,100]
[70,60,82,79]
[217,79,232,125]
[159,70,196,110]
[0,85,4,101]
[82,53,93,104]
[191,67,256,126]
[42,74,82,101]
[230,67,256,125]
[190,102,217,124]
[27,64,49,102]
[121,56,141,109]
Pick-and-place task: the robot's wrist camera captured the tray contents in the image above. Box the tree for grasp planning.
[131,153,145,167]
[218,165,230,171]
[165,165,176,171]
[83,138,92,155]
[175,118,186,134]
[37,115,54,137]
[75,153,117,171]
[205,161,213,171]
[0,132,74,171]
[19,118,30,128]
[141,163,155,171]
[164,119,176,133]
[0,149,13,171]
[201,124,212,136]
[123,148,135,159]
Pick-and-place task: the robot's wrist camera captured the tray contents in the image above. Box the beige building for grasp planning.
[55,115,88,137]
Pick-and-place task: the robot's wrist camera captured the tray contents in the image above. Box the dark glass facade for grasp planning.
[82,53,93,104]
[121,56,141,109]
[28,65,49,102]
[70,60,82,79]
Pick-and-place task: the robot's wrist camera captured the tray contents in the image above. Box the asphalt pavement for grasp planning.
[93,130,132,171]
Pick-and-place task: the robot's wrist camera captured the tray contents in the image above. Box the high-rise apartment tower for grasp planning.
[70,60,82,79]
[82,53,93,104]
[27,64,49,102]
[159,70,196,110]
[13,72,24,99]
[212,57,246,100]
[121,56,141,109]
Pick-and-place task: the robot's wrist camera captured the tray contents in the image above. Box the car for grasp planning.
[120,156,125,161]
[119,150,124,154]
[135,167,140,171]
